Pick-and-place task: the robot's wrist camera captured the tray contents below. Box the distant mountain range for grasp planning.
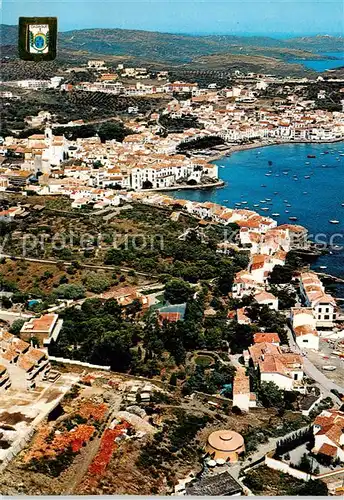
[1,24,343,75]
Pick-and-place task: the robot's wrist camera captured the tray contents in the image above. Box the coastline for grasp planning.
[205,137,344,161]
[138,180,225,193]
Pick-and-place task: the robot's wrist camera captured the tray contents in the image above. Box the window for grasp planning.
[324,315,330,320]
[302,339,308,343]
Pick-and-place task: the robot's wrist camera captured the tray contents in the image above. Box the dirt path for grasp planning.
[64,435,103,494]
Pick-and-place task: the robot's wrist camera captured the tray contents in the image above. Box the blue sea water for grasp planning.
[169,142,344,290]
[290,52,344,72]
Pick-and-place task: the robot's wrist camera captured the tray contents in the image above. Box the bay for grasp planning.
[169,142,344,293]
[290,52,344,72]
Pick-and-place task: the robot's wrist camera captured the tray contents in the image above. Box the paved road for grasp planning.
[285,324,344,403]
[0,310,34,324]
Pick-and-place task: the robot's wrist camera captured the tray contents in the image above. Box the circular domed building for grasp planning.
[205,430,245,463]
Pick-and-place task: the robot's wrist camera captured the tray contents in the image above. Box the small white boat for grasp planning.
[329,220,340,224]
[266,198,272,201]
[272,213,280,217]
[304,175,311,179]
[319,266,327,269]
[285,210,290,213]
[283,171,289,175]
[253,204,260,208]
[261,207,269,211]
[303,192,308,195]
[289,216,298,221]
[223,199,229,202]
[265,173,272,176]
[286,204,292,207]
[235,202,242,206]
[323,365,336,371]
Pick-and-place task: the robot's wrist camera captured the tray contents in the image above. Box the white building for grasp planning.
[313,409,344,462]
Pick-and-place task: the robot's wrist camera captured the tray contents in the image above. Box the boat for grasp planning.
[261,207,269,211]
[241,201,248,204]
[307,154,316,158]
[285,210,290,213]
[289,216,298,221]
[265,198,272,201]
[235,202,242,206]
[283,171,289,175]
[323,365,336,371]
[253,204,260,207]
[275,174,280,177]
[260,200,266,203]
[329,220,340,224]
[340,154,344,157]
[274,191,278,195]
[303,192,308,195]
[223,199,229,202]
[304,175,311,179]
[272,213,280,217]
[265,173,272,176]
[286,204,292,207]
[261,184,267,187]
[283,200,288,203]
[220,165,225,168]
[319,266,327,269]
[342,203,344,207]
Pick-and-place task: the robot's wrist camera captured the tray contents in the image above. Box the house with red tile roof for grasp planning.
[313,409,344,462]
[237,307,251,325]
[20,313,63,347]
[299,272,337,329]
[248,342,304,391]
[253,332,280,345]
[254,291,278,311]
[0,330,51,390]
[233,367,256,412]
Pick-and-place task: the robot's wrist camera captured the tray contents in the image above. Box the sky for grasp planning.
[2,0,344,35]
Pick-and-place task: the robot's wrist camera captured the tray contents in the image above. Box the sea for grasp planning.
[168,142,344,296]
[290,52,344,72]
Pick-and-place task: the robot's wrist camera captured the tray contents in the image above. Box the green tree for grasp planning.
[10,318,26,335]
[84,272,111,294]
[164,278,192,304]
[258,381,285,409]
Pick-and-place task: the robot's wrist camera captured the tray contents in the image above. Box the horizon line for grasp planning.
[2,23,344,38]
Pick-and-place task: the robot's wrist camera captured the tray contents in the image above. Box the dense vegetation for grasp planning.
[177,135,225,152]
[105,207,247,283]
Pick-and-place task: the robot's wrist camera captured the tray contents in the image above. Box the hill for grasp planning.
[1,25,343,78]
[2,24,341,64]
